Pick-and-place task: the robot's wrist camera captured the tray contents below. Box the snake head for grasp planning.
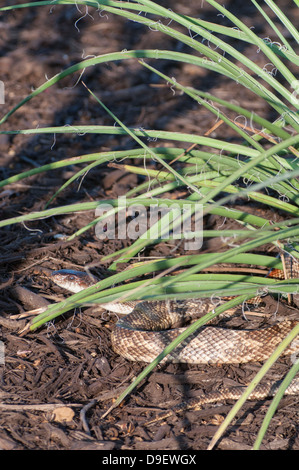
[51,269,99,293]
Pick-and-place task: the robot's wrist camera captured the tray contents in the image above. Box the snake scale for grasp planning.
[50,268,299,404]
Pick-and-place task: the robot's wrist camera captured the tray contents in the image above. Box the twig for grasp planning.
[0,403,81,411]
[80,399,97,435]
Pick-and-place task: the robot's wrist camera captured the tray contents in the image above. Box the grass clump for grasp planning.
[1,0,298,449]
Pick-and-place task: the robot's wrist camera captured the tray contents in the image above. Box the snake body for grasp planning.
[51,269,299,364]
[50,268,299,411]
[51,270,299,412]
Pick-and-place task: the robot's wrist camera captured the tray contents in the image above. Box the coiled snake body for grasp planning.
[50,269,299,403]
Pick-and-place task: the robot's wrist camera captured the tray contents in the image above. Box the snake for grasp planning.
[50,268,299,406]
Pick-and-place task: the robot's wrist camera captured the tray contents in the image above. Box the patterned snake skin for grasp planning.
[50,269,299,364]
[50,268,299,405]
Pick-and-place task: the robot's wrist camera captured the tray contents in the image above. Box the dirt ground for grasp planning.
[0,0,298,451]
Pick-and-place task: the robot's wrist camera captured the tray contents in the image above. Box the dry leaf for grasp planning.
[51,406,75,423]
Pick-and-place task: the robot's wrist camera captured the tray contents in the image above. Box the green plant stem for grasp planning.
[252,360,299,449]
[207,322,299,450]
[100,293,256,419]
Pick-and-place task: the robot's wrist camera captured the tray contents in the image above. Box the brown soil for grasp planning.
[0,0,298,451]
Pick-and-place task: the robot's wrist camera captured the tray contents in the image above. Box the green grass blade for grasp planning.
[0,49,239,125]
[29,224,299,331]
[264,0,299,44]
[0,126,261,157]
[28,252,283,329]
[81,82,202,196]
[139,60,265,151]
[204,0,297,84]
[1,7,298,128]
[208,322,299,450]
[252,360,299,450]
[251,0,297,54]
[101,293,257,419]
[136,0,299,111]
